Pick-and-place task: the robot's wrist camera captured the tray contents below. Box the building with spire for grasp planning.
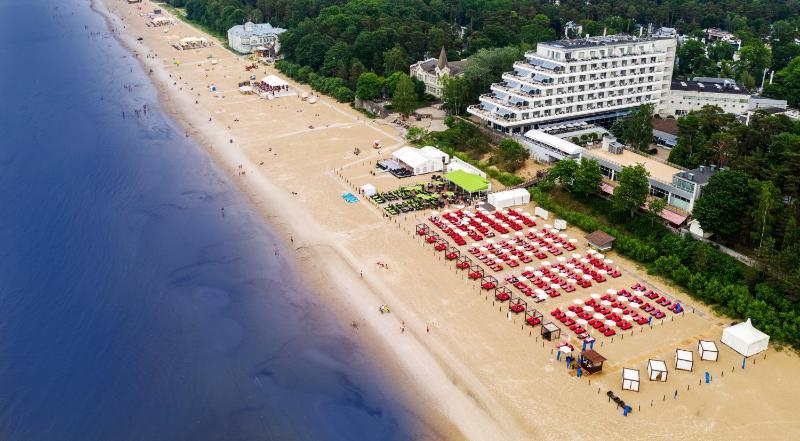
[409,47,467,98]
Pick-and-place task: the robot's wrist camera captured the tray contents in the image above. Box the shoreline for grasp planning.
[90,0,522,439]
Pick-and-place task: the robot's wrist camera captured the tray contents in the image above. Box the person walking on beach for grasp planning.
[426,323,430,333]
[401,321,405,333]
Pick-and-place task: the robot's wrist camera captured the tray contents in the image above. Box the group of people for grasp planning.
[253,82,289,95]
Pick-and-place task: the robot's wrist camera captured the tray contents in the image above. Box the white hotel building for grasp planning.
[468,35,677,134]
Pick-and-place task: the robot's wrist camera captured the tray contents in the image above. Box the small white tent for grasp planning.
[647,359,668,382]
[487,189,531,210]
[622,368,640,392]
[360,184,376,197]
[698,340,719,361]
[675,349,693,371]
[721,318,769,357]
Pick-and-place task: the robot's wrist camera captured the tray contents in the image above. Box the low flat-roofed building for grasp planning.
[582,140,718,214]
[520,129,582,163]
[658,78,750,117]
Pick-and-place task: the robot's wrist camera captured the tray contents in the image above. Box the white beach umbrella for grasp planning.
[565,263,575,269]
[524,266,534,272]
[571,253,582,259]
[559,233,568,238]
[518,275,528,282]
[537,292,548,300]
[605,320,617,327]
[587,249,596,255]
[555,243,564,248]
[557,256,566,262]
[598,270,608,275]
[580,258,590,264]
[590,293,601,299]
[494,258,503,264]
[541,276,551,283]
[582,274,592,280]
[593,313,605,320]
[541,261,551,267]
[583,305,594,312]
[568,238,578,244]
[606,289,617,296]
[622,315,633,322]
[565,311,577,318]
[595,253,605,259]
[533,270,543,277]
[629,302,640,309]
[544,224,552,229]
[516,246,525,251]
[574,268,584,274]
[577,319,588,326]
[612,308,623,314]
[616,296,629,303]
[501,234,509,239]
[568,278,577,284]
[601,300,612,306]
[573,298,584,305]
[604,259,613,264]
[459,231,468,237]
[559,346,572,354]
[550,284,561,290]
[515,231,524,237]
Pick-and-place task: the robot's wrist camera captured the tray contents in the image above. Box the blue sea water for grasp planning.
[0,1,418,440]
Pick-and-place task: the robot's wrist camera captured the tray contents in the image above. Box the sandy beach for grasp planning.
[95,1,800,439]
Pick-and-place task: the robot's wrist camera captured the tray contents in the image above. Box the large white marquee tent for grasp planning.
[487,188,531,210]
[721,318,769,357]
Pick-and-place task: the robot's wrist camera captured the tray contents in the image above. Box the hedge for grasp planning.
[275,61,354,103]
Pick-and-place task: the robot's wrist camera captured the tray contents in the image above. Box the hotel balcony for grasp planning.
[480,93,532,111]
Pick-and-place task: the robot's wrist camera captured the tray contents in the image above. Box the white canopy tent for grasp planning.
[446,157,486,178]
[721,318,769,357]
[487,189,531,210]
[698,340,719,361]
[419,146,450,164]
[360,184,377,197]
[392,146,443,175]
[647,359,668,382]
[675,349,693,371]
[261,74,289,88]
[622,368,640,392]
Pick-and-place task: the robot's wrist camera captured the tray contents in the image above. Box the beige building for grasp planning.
[657,78,750,117]
[409,47,466,98]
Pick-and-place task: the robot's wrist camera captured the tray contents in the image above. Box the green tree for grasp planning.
[621,104,654,151]
[321,42,351,78]
[646,198,667,226]
[573,158,602,196]
[693,170,752,238]
[392,73,418,116]
[348,59,366,89]
[492,139,529,172]
[441,76,470,115]
[383,46,410,75]
[677,39,713,77]
[763,56,800,107]
[613,164,649,217]
[520,14,555,46]
[462,46,522,100]
[736,42,772,88]
[548,159,579,190]
[355,72,382,100]
[750,181,782,249]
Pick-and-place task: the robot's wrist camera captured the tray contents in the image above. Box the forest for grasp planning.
[163,0,800,106]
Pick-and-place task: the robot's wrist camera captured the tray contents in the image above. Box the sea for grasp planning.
[0,1,418,440]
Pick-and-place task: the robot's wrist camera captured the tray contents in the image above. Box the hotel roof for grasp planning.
[670,80,748,95]
[584,147,682,184]
[540,34,674,50]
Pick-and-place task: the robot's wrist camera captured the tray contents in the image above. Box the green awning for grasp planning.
[444,170,489,193]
